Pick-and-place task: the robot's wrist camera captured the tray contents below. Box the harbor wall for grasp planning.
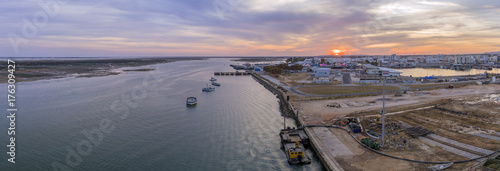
[251,73,338,171]
[250,73,298,123]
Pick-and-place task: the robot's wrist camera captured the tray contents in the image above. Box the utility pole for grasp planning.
[382,77,386,146]
[284,116,286,130]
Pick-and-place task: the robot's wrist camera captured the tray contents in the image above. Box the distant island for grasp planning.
[0,57,205,83]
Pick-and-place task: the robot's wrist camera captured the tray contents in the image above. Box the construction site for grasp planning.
[286,80,500,170]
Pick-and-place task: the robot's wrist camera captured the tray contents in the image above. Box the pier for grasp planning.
[214,71,252,76]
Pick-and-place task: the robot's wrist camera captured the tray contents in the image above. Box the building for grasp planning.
[455,56,475,64]
[313,77,330,83]
[379,67,401,77]
[360,64,401,84]
[488,56,499,62]
[313,68,331,77]
[363,64,381,75]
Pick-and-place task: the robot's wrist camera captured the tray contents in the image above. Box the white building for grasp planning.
[363,64,381,75]
[313,77,330,83]
[455,56,475,64]
[488,56,499,62]
[379,67,402,77]
[313,68,331,77]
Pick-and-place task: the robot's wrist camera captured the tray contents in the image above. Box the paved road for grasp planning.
[426,134,494,155]
[419,137,480,159]
[258,74,292,91]
[474,133,500,141]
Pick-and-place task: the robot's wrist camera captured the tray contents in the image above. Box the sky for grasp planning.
[1,0,500,57]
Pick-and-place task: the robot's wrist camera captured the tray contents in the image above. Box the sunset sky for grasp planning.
[2,0,500,57]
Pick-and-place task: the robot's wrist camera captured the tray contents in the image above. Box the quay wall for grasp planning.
[250,73,298,123]
[251,73,338,171]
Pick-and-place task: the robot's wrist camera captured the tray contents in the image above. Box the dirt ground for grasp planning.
[327,128,477,171]
[293,84,500,170]
[292,84,500,125]
[270,72,343,86]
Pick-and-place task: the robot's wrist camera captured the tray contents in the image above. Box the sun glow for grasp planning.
[331,49,341,55]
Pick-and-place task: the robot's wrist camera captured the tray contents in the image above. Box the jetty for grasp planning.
[214,71,252,76]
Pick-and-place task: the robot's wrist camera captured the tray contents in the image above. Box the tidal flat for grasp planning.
[0,57,205,83]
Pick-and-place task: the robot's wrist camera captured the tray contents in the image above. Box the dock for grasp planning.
[214,72,252,76]
[280,128,310,146]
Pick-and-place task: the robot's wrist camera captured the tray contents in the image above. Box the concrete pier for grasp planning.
[214,72,251,76]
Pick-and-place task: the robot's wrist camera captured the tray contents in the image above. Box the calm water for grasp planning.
[395,68,500,77]
[0,58,323,170]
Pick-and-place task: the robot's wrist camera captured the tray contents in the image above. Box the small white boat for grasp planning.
[202,84,215,92]
[429,162,453,171]
[211,82,220,86]
[186,97,197,106]
[366,130,379,139]
[209,77,217,81]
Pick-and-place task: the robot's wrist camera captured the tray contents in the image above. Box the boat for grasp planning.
[349,123,361,133]
[202,84,215,92]
[279,128,311,165]
[209,77,217,81]
[284,141,311,165]
[186,97,197,106]
[366,130,379,139]
[429,162,453,171]
[211,82,220,86]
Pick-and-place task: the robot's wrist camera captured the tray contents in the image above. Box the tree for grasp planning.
[286,57,306,63]
[289,64,303,72]
[263,66,282,75]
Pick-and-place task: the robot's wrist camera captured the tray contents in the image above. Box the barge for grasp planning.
[279,128,311,165]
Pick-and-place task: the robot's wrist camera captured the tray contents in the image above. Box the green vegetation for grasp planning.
[286,57,307,63]
[405,82,473,90]
[263,65,283,75]
[484,157,500,170]
[263,63,303,75]
[361,138,380,150]
[297,85,400,95]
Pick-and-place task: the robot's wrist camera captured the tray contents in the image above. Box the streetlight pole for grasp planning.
[382,76,386,146]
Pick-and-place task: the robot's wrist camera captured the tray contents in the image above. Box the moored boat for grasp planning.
[209,77,217,81]
[279,128,311,165]
[211,82,220,86]
[349,123,361,133]
[366,130,379,139]
[186,97,197,106]
[284,141,311,165]
[429,162,453,171]
[202,84,215,92]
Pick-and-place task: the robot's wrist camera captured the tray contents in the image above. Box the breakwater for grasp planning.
[250,73,298,123]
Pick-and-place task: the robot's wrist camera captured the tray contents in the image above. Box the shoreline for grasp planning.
[0,57,205,83]
[251,73,337,171]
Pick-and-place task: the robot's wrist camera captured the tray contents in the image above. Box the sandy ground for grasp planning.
[293,84,500,171]
[312,127,476,171]
[292,84,500,125]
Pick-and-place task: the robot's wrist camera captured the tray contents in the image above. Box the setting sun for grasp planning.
[331,49,341,55]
